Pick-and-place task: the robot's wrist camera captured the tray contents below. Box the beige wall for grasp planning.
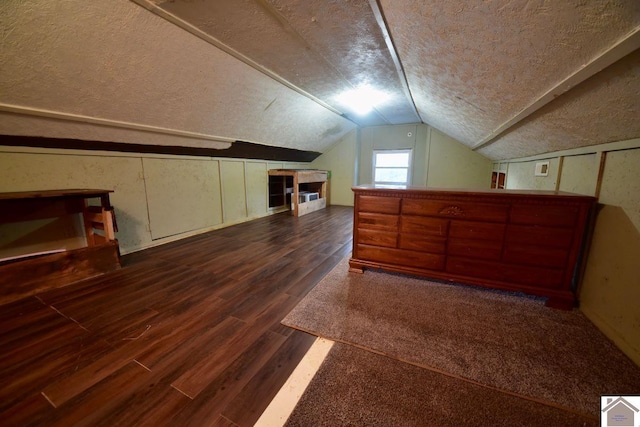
[0,146,310,255]
[311,124,492,207]
[580,148,640,366]
[143,157,223,240]
[354,124,491,189]
[558,154,599,196]
[310,129,357,206]
[358,124,422,186]
[503,158,561,191]
[502,138,640,365]
[425,128,493,188]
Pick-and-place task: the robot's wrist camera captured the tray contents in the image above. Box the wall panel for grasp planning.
[505,158,560,190]
[143,158,222,240]
[1,147,308,255]
[559,154,598,196]
[245,162,268,217]
[220,160,247,223]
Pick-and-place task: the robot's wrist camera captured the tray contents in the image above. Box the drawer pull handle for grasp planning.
[439,205,464,216]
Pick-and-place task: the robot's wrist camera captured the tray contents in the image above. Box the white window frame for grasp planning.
[372,149,413,187]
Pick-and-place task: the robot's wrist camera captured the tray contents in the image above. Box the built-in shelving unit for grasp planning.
[268,169,328,217]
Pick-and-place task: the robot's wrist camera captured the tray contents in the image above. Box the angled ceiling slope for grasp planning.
[137,0,420,126]
[142,0,640,160]
[381,0,640,159]
[0,0,357,156]
[1,0,638,160]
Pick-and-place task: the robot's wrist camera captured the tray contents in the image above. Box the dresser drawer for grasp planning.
[447,239,503,261]
[402,199,509,223]
[398,234,446,254]
[357,212,399,231]
[446,257,564,289]
[400,216,448,236]
[351,186,595,308]
[449,221,505,241]
[357,244,445,270]
[503,244,569,268]
[510,205,578,228]
[502,264,565,289]
[505,225,574,249]
[358,228,397,248]
[357,195,401,214]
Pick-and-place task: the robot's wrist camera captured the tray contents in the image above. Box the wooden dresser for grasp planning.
[349,185,596,309]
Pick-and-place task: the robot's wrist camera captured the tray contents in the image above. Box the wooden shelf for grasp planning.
[268,169,328,217]
[0,189,121,305]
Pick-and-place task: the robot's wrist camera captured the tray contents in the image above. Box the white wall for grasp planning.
[501,138,640,365]
[0,146,309,255]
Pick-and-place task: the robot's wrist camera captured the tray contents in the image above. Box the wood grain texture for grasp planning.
[0,205,353,425]
[0,242,121,305]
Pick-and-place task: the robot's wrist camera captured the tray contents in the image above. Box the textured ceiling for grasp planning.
[150,0,420,126]
[1,0,639,159]
[381,0,640,159]
[0,0,357,153]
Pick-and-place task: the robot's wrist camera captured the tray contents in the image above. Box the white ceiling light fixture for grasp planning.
[335,85,390,116]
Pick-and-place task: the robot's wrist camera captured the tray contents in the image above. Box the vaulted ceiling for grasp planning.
[1,0,639,160]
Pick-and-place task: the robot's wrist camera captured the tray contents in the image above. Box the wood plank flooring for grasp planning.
[0,206,353,426]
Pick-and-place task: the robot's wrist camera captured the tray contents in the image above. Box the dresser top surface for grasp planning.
[352,185,596,201]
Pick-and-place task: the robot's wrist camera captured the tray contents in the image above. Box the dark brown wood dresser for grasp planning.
[349,185,597,309]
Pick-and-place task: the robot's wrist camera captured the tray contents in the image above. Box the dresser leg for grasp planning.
[348,260,364,274]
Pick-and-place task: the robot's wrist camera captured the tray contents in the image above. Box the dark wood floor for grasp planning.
[0,205,354,426]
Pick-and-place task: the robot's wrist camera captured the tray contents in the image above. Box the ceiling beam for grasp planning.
[0,103,234,148]
[473,25,640,151]
[368,0,421,123]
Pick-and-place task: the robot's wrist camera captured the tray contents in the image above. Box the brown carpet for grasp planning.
[285,342,598,426]
[282,257,640,418]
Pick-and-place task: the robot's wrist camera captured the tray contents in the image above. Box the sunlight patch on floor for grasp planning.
[255,337,334,426]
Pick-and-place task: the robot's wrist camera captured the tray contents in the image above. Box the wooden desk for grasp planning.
[268,169,328,217]
[349,186,596,309]
[0,189,121,305]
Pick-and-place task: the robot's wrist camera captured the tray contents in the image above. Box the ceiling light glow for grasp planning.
[335,85,389,116]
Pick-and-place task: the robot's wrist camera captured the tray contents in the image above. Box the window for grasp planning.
[373,149,412,187]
